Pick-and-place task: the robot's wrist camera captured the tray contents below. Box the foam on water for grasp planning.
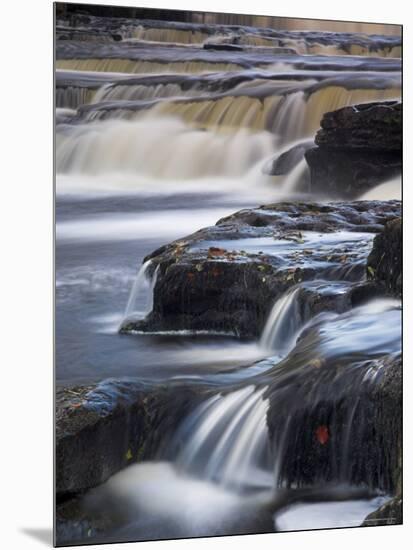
[56,207,233,243]
[274,496,390,531]
[87,461,274,539]
[360,177,401,200]
[56,116,276,178]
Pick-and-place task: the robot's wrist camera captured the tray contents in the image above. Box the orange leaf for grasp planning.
[315,425,329,445]
[208,247,226,258]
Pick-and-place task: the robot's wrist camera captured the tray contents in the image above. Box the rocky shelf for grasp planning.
[120,200,400,338]
[56,199,402,541]
[56,380,209,497]
[305,101,402,198]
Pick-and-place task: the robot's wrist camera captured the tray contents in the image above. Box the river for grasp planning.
[55,9,401,544]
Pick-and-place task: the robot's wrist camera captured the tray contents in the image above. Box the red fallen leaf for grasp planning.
[208,247,226,258]
[315,425,329,445]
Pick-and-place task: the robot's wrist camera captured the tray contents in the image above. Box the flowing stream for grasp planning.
[55,11,401,543]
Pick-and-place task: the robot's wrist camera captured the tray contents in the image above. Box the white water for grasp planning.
[56,116,276,179]
[56,207,233,242]
[56,16,401,544]
[274,496,390,531]
[124,260,158,320]
[89,461,274,539]
[360,177,401,200]
[174,385,273,491]
[92,81,206,103]
[260,287,303,353]
[281,157,308,192]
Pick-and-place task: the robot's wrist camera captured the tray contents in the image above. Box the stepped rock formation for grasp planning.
[54,7,402,543]
[367,217,402,297]
[120,200,400,338]
[56,380,209,497]
[305,101,402,198]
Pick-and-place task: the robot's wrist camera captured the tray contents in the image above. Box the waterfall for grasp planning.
[80,84,400,141]
[359,176,401,200]
[92,82,206,103]
[173,385,273,491]
[56,86,96,109]
[56,117,276,178]
[123,260,158,321]
[260,287,302,353]
[132,25,209,44]
[282,158,309,192]
[56,58,244,75]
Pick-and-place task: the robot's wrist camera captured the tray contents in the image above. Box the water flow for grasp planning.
[123,260,158,321]
[56,117,276,178]
[359,176,401,200]
[173,385,273,491]
[260,287,302,353]
[282,158,308,192]
[80,84,400,142]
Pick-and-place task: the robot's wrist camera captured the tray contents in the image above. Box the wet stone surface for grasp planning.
[121,200,400,338]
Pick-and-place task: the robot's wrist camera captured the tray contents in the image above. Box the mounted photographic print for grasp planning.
[54,1,402,546]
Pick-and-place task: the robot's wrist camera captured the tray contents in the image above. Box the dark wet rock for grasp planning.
[121,201,400,338]
[370,352,402,494]
[367,217,402,298]
[56,381,147,498]
[203,42,244,51]
[315,101,401,151]
[56,7,402,56]
[306,147,401,198]
[363,495,402,526]
[56,380,208,497]
[56,39,401,75]
[56,495,119,545]
[265,341,401,493]
[263,140,314,176]
[305,101,402,198]
[348,281,384,307]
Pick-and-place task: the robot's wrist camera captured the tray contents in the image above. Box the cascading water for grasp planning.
[92,81,206,103]
[360,176,402,200]
[132,25,209,44]
[56,86,96,109]
[56,58,245,75]
[123,260,158,322]
[77,82,400,141]
[171,385,273,491]
[264,299,401,491]
[55,11,401,545]
[259,287,302,353]
[56,116,276,178]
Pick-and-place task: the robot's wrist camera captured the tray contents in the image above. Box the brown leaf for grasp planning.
[315,425,329,445]
[208,247,227,258]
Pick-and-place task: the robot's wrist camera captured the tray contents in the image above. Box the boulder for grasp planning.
[56,380,207,497]
[367,217,402,297]
[363,495,402,526]
[305,101,402,198]
[263,140,314,176]
[315,101,401,151]
[265,339,401,493]
[120,200,400,338]
[203,42,244,51]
